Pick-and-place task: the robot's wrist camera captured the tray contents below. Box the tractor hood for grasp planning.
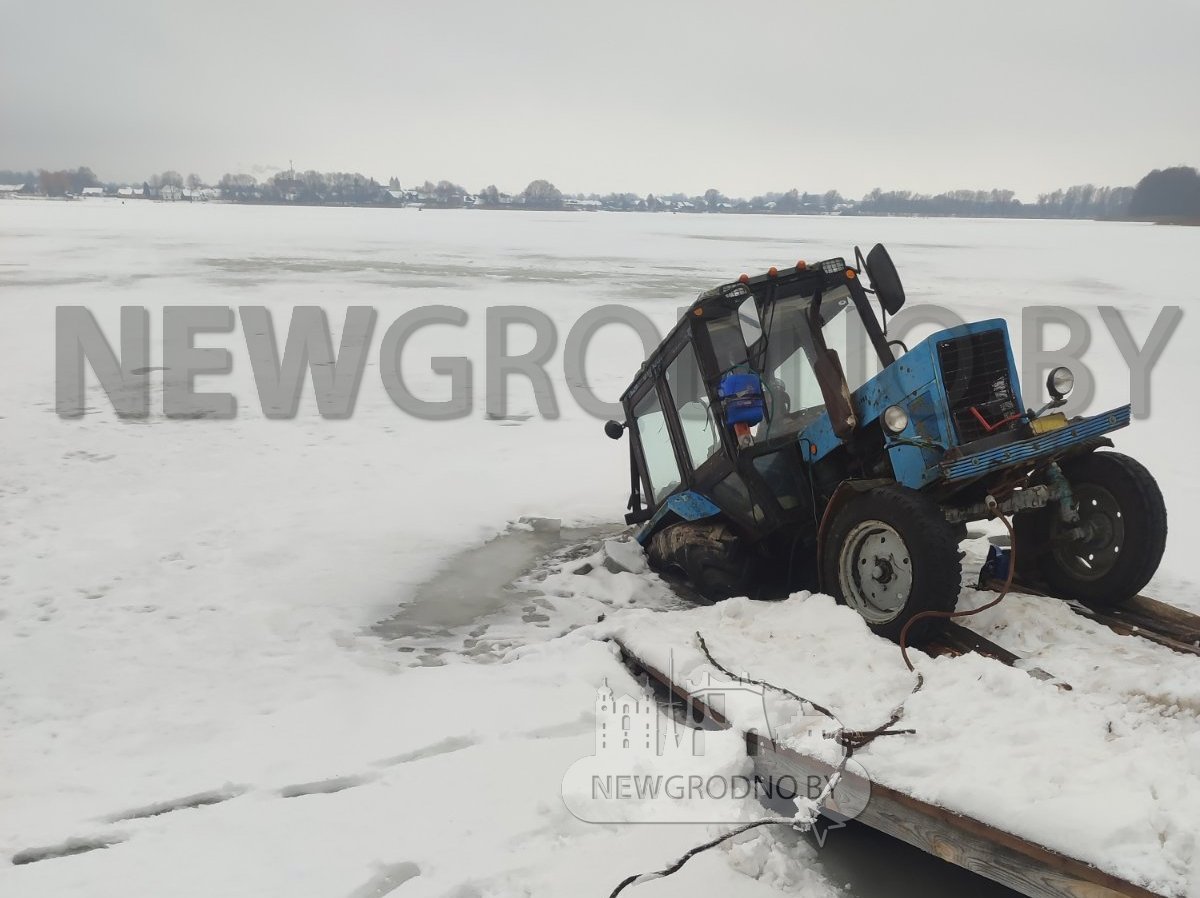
[800,319,1024,482]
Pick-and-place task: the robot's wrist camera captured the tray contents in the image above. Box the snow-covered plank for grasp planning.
[616,636,1167,898]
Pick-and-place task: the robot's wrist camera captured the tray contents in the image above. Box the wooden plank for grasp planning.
[981,579,1200,658]
[1070,608,1200,657]
[932,623,1063,685]
[613,639,1166,898]
[1121,595,1200,641]
[751,740,1156,898]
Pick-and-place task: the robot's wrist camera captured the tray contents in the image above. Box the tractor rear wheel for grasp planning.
[647,521,756,602]
[821,485,962,641]
[1016,451,1166,606]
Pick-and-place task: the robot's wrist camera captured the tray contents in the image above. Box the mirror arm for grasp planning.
[846,280,896,368]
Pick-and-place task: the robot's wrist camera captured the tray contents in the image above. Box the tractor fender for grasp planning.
[815,478,895,592]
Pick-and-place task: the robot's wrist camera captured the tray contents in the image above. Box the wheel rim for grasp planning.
[838,520,914,624]
[1052,484,1125,581]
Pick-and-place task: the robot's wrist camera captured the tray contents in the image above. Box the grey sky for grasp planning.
[3,0,1197,199]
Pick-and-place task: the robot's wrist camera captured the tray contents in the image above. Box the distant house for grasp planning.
[160,185,184,201]
[564,199,601,210]
[274,176,302,201]
[117,186,142,198]
[0,184,25,197]
[81,186,104,197]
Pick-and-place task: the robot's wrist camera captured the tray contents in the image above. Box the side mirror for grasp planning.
[604,420,626,439]
[865,244,906,315]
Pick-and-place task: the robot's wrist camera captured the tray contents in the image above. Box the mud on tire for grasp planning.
[647,521,756,602]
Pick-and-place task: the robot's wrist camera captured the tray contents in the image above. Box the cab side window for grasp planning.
[634,388,680,504]
[666,342,721,470]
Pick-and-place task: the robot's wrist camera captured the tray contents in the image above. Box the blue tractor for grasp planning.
[605,246,1167,640]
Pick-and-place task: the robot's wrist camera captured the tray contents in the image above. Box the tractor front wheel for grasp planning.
[822,485,962,641]
[1017,451,1166,606]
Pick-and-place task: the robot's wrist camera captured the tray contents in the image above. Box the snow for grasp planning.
[1,202,1198,897]
[595,582,1200,895]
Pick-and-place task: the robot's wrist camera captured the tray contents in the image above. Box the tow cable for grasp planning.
[609,629,921,898]
[608,497,1019,896]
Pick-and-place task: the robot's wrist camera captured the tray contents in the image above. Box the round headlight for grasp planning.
[882,405,909,434]
[1047,366,1074,400]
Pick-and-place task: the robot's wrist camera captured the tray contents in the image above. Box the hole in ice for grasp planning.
[371,520,626,662]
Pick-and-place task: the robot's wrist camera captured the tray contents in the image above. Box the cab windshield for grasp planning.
[755,285,858,439]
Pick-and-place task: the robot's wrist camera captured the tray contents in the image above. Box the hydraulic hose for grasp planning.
[898,497,1016,671]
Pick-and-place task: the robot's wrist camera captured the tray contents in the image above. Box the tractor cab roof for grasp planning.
[691,256,852,317]
[619,256,860,406]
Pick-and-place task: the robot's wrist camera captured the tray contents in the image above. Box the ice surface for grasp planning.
[2,201,1198,897]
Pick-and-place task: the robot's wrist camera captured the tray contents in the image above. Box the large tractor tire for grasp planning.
[821,485,962,641]
[647,521,756,602]
[1016,451,1166,606]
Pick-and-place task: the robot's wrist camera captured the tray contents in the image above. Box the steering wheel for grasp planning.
[765,377,791,418]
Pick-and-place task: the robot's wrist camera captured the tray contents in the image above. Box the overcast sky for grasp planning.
[3,0,1198,199]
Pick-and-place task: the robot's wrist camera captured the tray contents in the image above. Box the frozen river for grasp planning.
[2,200,1198,897]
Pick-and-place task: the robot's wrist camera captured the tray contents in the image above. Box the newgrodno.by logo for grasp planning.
[561,674,872,828]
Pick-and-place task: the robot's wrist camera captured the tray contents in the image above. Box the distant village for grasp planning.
[0,183,225,202]
[0,169,857,215]
[3,163,1197,221]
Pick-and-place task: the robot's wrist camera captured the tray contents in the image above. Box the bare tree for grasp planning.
[522,179,563,210]
[38,170,70,196]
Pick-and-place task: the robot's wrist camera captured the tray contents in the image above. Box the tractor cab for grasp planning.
[614,253,894,547]
[607,244,1165,642]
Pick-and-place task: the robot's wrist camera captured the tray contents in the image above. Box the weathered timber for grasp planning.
[612,638,1167,898]
[930,622,1062,684]
[983,580,1200,658]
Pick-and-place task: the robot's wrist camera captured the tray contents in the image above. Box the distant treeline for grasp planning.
[3,165,1198,223]
[857,185,1134,220]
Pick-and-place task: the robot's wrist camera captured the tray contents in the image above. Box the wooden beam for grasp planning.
[613,639,1166,898]
[981,580,1200,658]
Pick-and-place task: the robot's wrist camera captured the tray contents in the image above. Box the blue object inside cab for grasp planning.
[718,372,765,427]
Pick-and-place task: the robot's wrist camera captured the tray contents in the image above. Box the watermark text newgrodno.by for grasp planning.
[55,303,1181,421]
